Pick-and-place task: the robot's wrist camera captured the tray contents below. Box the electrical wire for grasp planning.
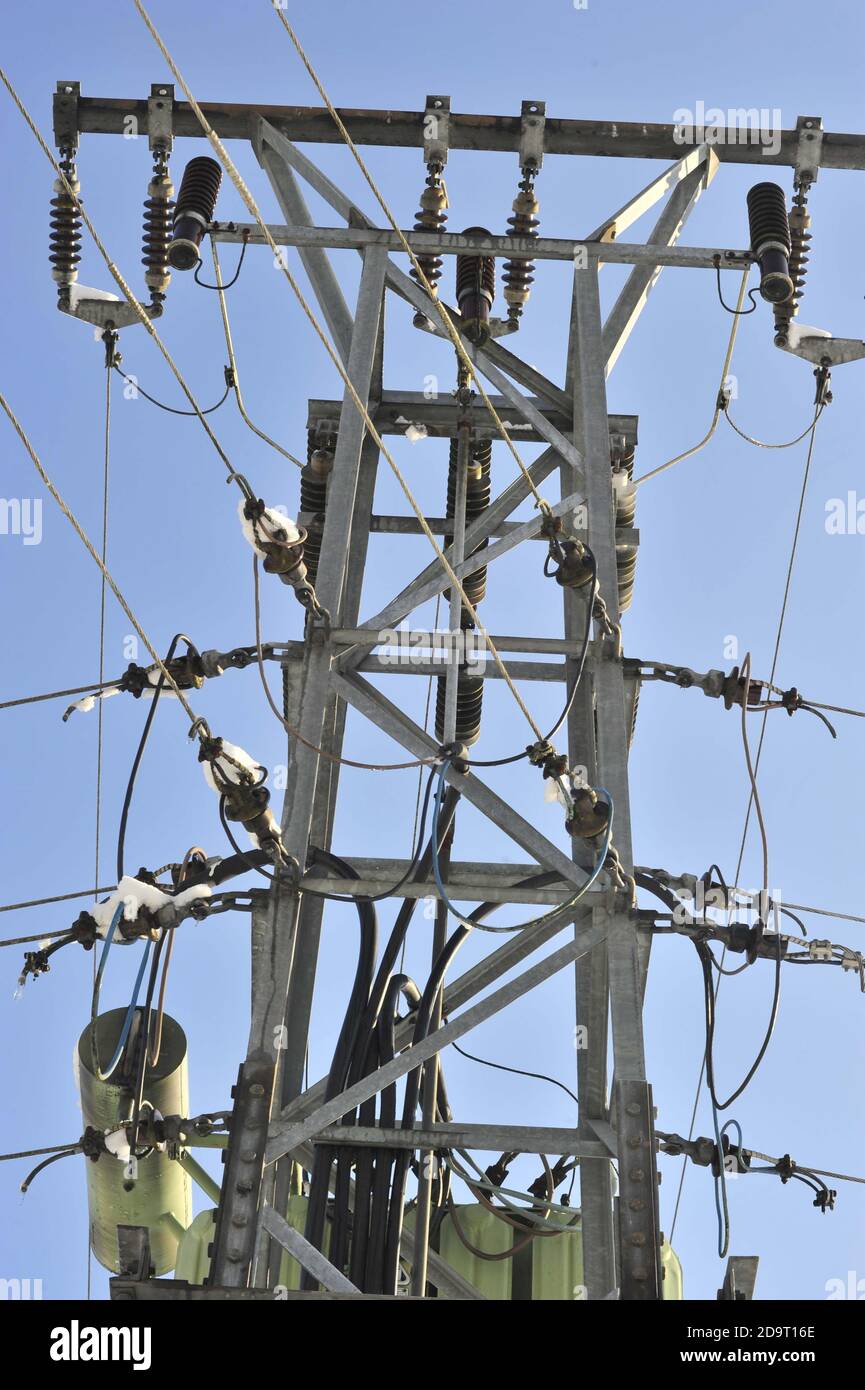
[0,66,255,503]
[210,238,304,469]
[431,761,613,933]
[0,682,119,712]
[723,402,824,450]
[251,554,435,771]
[633,266,749,486]
[715,264,759,315]
[452,1041,578,1107]
[0,392,202,729]
[194,234,248,290]
[670,413,822,1244]
[112,361,231,417]
[133,3,553,750]
[116,634,196,882]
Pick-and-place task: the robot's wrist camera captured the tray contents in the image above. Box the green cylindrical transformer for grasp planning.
[77,1008,193,1275]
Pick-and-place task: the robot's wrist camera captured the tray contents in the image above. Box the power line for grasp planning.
[0,391,201,728]
[670,413,822,1242]
[132,0,558,750]
[0,65,253,503]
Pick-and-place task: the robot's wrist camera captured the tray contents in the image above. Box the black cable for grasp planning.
[451,1041,578,1107]
[715,263,759,315]
[193,235,248,290]
[111,362,230,417]
[116,634,196,883]
[301,854,378,1291]
[302,768,438,904]
[698,928,783,1112]
[20,1147,80,1192]
[218,795,275,882]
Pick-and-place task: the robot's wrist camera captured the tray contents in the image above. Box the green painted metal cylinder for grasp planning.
[76,1008,192,1275]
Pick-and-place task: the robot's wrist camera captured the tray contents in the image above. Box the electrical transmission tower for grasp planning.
[24,64,865,1302]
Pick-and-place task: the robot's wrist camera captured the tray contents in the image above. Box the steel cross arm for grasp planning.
[312,1123,610,1157]
[255,144,354,364]
[252,122,576,414]
[335,486,582,668]
[333,655,569,683]
[465,344,585,476]
[329,669,599,889]
[72,96,865,169]
[259,1204,359,1294]
[266,919,610,1165]
[585,143,712,242]
[211,220,751,271]
[602,157,718,376]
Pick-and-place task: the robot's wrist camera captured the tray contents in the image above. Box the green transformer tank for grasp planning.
[76,1008,193,1275]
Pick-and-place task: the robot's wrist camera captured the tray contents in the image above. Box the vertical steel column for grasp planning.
[565,265,616,1299]
[217,245,387,1289]
[573,256,660,1297]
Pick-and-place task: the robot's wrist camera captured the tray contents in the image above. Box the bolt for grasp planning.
[241,1149,257,1163]
[633,1269,648,1283]
[249,1083,265,1098]
[626,1102,640,1116]
[236,1181,253,1195]
[627,1136,641,1149]
[630,1233,646,1247]
[231,1215,248,1228]
[227,1249,245,1263]
[629,1169,645,1182]
[628,1198,645,1212]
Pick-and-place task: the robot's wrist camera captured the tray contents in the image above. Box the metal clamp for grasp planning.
[148,82,174,153]
[794,115,823,186]
[53,80,80,153]
[422,94,450,166]
[519,100,546,171]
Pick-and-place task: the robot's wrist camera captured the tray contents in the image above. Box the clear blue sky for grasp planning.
[2,0,864,1301]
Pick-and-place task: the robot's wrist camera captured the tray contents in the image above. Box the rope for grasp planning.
[0,391,201,728]
[132,1,546,745]
[670,414,821,1242]
[210,238,304,469]
[267,7,556,523]
[0,65,252,502]
[633,267,749,486]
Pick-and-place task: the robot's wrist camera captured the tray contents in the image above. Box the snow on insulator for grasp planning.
[200,738,264,793]
[237,497,301,558]
[404,423,428,443]
[62,687,121,720]
[91,876,212,939]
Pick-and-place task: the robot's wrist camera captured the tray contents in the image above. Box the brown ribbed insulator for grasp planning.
[435,667,484,747]
[49,155,82,287]
[443,437,492,608]
[168,156,222,271]
[612,445,638,613]
[456,228,496,344]
[299,430,334,589]
[502,174,540,323]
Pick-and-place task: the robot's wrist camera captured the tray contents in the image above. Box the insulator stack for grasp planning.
[410,162,448,310]
[456,228,496,345]
[168,156,222,271]
[444,437,492,607]
[502,173,540,324]
[435,432,492,747]
[299,432,335,589]
[435,666,484,747]
[774,190,812,345]
[142,154,174,304]
[746,182,793,305]
[611,438,638,613]
[49,154,82,288]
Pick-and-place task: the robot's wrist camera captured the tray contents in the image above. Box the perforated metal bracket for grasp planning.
[148,82,174,153]
[795,115,823,186]
[422,95,450,166]
[208,1052,276,1289]
[614,1078,662,1300]
[519,100,546,171]
[53,80,80,154]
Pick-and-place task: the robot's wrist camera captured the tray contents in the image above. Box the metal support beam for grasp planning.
[267,918,610,1164]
